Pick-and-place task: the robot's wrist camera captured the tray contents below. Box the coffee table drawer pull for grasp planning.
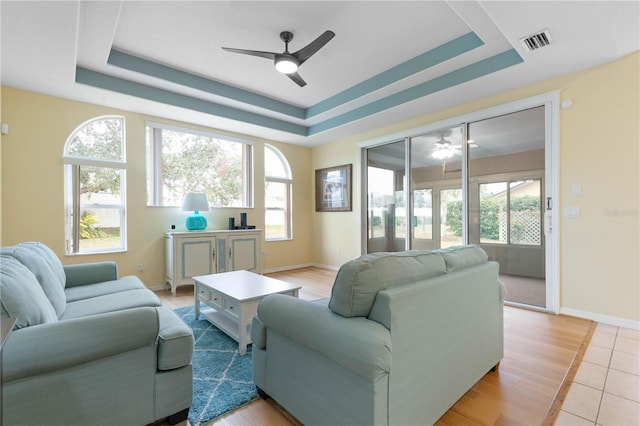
[224,300,239,318]
[203,290,222,309]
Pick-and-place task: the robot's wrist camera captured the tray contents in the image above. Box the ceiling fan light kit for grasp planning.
[222,30,335,87]
[275,54,299,74]
[431,148,456,160]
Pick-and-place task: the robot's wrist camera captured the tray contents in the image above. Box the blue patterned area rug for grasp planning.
[173,305,259,426]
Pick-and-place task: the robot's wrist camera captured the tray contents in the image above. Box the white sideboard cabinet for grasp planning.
[165,229,263,295]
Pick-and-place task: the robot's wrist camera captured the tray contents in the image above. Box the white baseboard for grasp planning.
[262,263,315,274]
[560,307,640,330]
[262,263,339,274]
[311,263,339,271]
[148,284,170,292]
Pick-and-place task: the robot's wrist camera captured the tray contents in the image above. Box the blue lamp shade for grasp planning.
[182,192,210,231]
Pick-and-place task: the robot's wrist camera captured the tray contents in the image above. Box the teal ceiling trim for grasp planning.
[108,49,306,120]
[306,32,484,119]
[75,67,308,136]
[308,49,524,135]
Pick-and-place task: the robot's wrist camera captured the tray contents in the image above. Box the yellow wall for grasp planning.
[0,87,313,286]
[311,52,639,323]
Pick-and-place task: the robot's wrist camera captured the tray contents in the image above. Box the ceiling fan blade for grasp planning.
[221,47,276,61]
[287,71,307,87]
[293,30,335,65]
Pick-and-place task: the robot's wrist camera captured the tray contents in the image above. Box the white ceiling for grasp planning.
[2,1,638,147]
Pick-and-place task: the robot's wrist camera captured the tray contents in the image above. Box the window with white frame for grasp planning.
[146,122,253,207]
[63,116,126,254]
[264,145,292,240]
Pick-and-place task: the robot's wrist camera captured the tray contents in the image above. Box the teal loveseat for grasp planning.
[0,242,194,426]
[252,245,505,425]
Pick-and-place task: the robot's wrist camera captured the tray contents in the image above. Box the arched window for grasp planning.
[63,116,126,254]
[264,144,292,240]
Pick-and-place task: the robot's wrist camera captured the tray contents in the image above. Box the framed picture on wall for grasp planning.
[315,164,352,212]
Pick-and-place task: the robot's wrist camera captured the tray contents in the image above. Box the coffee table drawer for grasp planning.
[199,288,224,310]
[224,299,238,318]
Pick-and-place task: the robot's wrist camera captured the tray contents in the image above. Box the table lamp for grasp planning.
[182,192,210,231]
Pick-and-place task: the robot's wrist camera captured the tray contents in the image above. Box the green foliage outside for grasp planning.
[68,118,123,195]
[446,200,464,237]
[161,130,244,206]
[446,195,540,240]
[79,211,106,239]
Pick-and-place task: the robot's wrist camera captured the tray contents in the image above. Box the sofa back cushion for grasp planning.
[329,250,447,318]
[436,245,489,272]
[0,256,59,328]
[1,242,67,317]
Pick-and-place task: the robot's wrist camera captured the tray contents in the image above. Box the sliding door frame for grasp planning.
[359,91,560,314]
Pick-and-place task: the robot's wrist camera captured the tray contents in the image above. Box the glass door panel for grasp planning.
[467,106,546,308]
[366,140,406,253]
[410,126,463,250]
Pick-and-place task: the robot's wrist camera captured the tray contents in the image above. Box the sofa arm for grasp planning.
[63,261,119,287]
[2,307,159,382]
[256,294,392,381]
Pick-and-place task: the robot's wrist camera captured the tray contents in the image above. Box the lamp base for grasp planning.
[186,212,207,231]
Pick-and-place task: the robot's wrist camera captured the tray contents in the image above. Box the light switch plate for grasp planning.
[565,207,580,218]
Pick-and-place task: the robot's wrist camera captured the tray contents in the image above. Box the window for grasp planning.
[479,179,542,245]
[264,145,292,240]
[63,116,126,254]
[146,122,253,207]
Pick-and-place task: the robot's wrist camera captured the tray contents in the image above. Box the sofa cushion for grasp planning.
[436,245,488,272]
[65,275,146,302]
[0,256,58,328]
[1,242,67,317]
[61,289,162,320]
[156,307,194,370]
[329,250,446,318]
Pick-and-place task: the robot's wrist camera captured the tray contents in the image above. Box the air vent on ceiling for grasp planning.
[520,29,552,52]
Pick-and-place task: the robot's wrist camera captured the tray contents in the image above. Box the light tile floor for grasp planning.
[556,324,640,425]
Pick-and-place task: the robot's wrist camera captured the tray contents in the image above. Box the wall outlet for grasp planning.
[136,263,144,272]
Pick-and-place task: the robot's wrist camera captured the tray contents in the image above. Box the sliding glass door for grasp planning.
[364,105,550,310]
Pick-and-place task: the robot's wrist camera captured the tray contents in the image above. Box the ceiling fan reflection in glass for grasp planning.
[431,137,462,160]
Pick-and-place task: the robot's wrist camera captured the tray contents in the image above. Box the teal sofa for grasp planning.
[0,242,194,426]
[252,245,505,426]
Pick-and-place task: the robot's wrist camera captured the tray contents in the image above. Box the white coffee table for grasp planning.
[192,270,301,355]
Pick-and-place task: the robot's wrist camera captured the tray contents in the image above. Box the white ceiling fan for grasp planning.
[431,136,462,160]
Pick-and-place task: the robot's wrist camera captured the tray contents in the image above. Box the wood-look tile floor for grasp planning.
[156,267,637,426]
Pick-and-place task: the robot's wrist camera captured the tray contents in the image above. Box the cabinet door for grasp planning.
[180,236,216,281]
[228,235,260,272]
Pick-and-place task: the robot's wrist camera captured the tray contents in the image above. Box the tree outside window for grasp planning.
[146,123,252,207]
[63,116,126,254]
